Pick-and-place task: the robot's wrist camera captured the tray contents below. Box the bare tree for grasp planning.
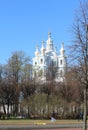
[0,51,31,115]
[0,76,19,117]
[69,1,88,129]
[8,51,30,83]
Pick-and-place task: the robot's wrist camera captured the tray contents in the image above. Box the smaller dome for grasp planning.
[35,51,39,56]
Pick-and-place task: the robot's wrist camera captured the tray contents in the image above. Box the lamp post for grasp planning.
[83,24,88,130]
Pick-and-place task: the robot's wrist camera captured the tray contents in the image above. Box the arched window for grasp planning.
[35,62,37,65]
[41,59,43,64]
[60,59,62,65]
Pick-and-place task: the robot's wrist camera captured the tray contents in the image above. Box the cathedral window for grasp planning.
[35,62,37,65]
[60,60,62,65]
[41,59,43,64]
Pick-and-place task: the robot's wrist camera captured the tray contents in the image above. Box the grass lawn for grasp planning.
[0,119,83,125]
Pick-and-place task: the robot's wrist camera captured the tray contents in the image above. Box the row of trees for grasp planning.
[0,51,84,119]
[0,51,32,117]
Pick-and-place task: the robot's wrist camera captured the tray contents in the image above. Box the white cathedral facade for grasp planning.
[32,32,67,82]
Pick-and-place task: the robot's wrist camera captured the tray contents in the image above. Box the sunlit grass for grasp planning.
[0,119,83,125]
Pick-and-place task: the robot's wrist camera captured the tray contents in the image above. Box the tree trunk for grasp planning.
[2,101,6,116]
[83,88,87,130]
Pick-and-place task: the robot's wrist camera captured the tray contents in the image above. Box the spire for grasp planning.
[41,40,45,55]
[60,42,65,56]
[36,45,39,51]
[42,40,44,49]
[46,32,53,51]
[48,32,51,39]
[61,42,64,49]
[35,44,39,56]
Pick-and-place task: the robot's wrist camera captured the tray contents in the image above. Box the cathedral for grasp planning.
[32,32,67,82]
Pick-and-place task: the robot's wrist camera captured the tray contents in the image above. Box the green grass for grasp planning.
[0,119,84,125]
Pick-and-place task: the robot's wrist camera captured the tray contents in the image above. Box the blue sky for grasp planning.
[0,0,84,64]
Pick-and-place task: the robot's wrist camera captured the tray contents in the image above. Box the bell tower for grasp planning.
[46,32,53,51]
